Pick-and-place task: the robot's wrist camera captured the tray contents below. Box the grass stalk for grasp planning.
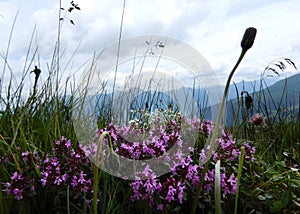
[111,0,126,106]
[55,0,63,138]
[0,10,19,96]
[215,160,221,214]
[92,131,111,214]
[234,146,245,214]
[191,48,247,214]
[67,185,70,214]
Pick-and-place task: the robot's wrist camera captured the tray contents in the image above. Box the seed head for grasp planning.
[31,66,41,77]
[241,91,253,109]
[241,27,257,52]
[245,95,253,109]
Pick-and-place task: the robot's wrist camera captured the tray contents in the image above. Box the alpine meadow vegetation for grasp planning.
[0,1,299,213]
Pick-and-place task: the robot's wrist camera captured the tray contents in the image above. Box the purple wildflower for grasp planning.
[166,185,176,203]
[249,113,265,126]
[78,171,86,184]
[157,204,164,211]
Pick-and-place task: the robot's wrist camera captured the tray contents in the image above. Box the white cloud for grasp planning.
[1,0,300,97]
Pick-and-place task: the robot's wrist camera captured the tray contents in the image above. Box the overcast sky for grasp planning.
[1,0,300,94]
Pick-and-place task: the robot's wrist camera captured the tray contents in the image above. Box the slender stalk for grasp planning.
[0,137,22,173]
[55,0,62,138]
[191,49,246,214]
[0,10,19,96]
[111,0,126,106]
[92,131,111,214]
[234,146,245,214]
[67,185,70,214]
[192,27,256,213]
[215,160,221,214]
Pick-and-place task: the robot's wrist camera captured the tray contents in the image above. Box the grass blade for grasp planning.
[215,159,221,214]
[234,146,245,214]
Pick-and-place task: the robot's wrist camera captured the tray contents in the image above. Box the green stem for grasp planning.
[67,185,70,214]
[234,146,245,214]
[191,49,247,214]
[215,160,221,214]
[92,131,110,214]
[55,0,62,138]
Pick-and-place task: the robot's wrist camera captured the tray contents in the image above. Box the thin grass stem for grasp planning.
[234,146,245,214]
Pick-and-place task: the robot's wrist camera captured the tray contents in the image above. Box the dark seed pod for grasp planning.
[31,66,41,96]
[241,91,253,109]
[245,95,253,109]
[241,27,257,52]
[31,66,41,77]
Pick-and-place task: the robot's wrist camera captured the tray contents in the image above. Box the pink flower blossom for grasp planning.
[249,113,265,126]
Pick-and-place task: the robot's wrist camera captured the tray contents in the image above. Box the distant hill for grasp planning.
[222,73,300,125]
[85,73,300,126]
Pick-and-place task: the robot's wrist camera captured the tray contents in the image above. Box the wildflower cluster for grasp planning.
[39,137,94,204]
[249,113,266,126]
[3,149,39,200]
[3,137,95,210]
[213,129,256,162]
[90,112,212,162]
[2,108,257,212]
[82,109,256,211]
[128,126,256,210]
[4,171,35,200]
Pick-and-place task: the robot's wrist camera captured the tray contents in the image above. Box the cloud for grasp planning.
[1,0,300,97]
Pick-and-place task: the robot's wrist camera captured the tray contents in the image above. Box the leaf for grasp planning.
[61,7,65,10]
[272,175,283,181]
[253,187,264,195]
[75,5,81,10]
[70,19,75,25]
[183,192,187,201]
[292,199,300,207]
[270,201,282,212]
[171,206,182,212]
[60,18,64,21]
[281,190,291,207]
[258,195,266,200]
[291,179,300,188]
[265,193,273,199]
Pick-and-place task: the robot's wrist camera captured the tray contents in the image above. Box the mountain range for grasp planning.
[217,73,300,125]
[86,73,300,126]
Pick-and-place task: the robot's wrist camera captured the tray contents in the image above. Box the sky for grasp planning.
[1,0,300,96]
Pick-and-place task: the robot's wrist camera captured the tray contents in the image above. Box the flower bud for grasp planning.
[31,66,41,77]
[241,91,253,109]
[241,27,257,52]
[245,94,253,109]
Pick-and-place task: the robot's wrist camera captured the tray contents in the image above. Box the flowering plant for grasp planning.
[249,113,266,126]
[2,102,257,213]
[3,137,96,212]
[82,109,256,212]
